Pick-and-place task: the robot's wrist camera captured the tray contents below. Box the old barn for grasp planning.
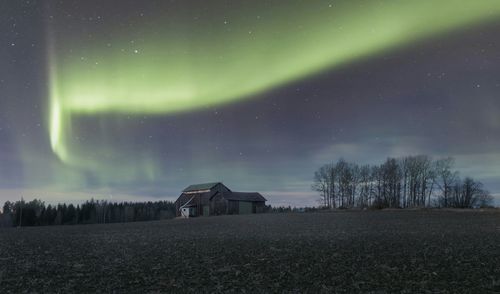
[175,182,266,217]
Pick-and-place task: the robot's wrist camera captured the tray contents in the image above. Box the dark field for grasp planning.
[1,211,500,293]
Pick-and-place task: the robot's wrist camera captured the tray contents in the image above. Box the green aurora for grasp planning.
[48,0,500,172]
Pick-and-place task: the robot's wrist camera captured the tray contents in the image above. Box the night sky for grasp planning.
[1,0,500,206]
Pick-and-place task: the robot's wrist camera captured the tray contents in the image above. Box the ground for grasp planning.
[0,210,499,293]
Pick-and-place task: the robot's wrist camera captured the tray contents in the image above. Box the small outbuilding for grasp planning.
[175,182,266,217]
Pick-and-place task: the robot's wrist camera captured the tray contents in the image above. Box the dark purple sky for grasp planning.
[1,1,500,206]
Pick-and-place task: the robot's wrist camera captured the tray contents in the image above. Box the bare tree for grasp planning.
[418,155,436,207]
[312,164,330,208]
[312,156,492,210]
[446,177,489,208]
[357,165,372,208]
[477,190,494,208]
[435,157,459,207]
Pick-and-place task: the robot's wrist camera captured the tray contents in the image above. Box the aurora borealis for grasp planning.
[2,0,500,205]
[48,0,500,166]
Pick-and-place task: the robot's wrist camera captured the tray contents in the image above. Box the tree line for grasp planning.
[0,199,176,228]
[312,155,493,209]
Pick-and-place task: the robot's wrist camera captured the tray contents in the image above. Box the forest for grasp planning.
[0,199,176,228]
[312,155,493,209]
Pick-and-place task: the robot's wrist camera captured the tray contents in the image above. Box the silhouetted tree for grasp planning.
[435,157,459,207]
[0,199,176,227]
[313,155,493,209]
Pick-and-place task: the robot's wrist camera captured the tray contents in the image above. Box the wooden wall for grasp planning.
[211,193,227,215]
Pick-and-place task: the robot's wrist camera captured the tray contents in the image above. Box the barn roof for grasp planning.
[200,190,218,203]
[224,192,266,202]
[183,182,221,192]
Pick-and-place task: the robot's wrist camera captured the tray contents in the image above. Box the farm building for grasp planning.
[175,182,266,217]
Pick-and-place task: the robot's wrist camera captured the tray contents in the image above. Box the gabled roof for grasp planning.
[223,192,266,202]
[183,182,221,192]
[200,190,219,203]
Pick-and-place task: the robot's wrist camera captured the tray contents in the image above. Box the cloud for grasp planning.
[453,152,500,180]
[311,136,431,166]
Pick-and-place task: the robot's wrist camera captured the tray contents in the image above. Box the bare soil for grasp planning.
[1,210,499,293]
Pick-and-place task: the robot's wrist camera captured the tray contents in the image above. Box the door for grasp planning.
[203,205,210,216]
[238,201,252,214]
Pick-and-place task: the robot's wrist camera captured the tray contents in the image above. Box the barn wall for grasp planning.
[227,200,239,214]
[203,205,210,216]
[200,194,210,206]
[211,193,227,215]
[175,194,191,217]
[239,201,253,214]
[175,193,204,217]
[196,195,202,216]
